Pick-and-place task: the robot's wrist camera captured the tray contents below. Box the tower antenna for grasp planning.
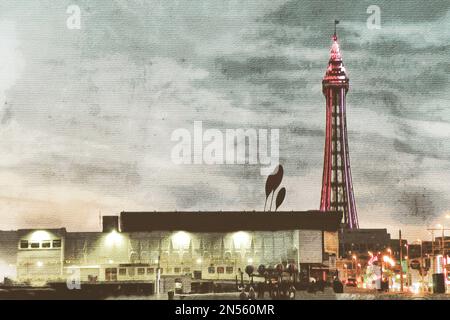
[334,20,340,39]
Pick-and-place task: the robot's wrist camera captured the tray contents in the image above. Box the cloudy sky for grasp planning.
[0,0,449,240]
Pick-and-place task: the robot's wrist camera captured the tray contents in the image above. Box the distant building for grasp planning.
[408,237,450,259]
[389,238,408,260]
[339,228,391,258]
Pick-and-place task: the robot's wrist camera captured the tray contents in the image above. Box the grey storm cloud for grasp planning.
[0,0,449,239]
[264,0,450,26]
[215,56,302,79]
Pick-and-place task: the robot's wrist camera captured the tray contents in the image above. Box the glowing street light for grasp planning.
[232,231,250,249]
[172,231,190,249]
[383,255,395,267]
[36,261,43,267]
[30,230,51,242]
[105,230,123,247]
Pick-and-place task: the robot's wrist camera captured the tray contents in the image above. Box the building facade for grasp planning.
[0,211,341,290]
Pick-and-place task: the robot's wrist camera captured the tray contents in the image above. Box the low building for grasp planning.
[1,210,342,292]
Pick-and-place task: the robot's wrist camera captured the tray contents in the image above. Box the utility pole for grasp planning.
[399,230,404,292]
[420,240,424,293]
[405,244,410,288]
[431,230,435,273]
[427,227,450,274]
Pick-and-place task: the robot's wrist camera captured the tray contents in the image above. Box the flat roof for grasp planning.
[119,210,342,232]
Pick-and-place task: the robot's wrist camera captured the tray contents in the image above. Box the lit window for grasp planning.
[20,240,28,249]
[30,242,40,249]
[42,240,51,248]
[217,267,224,274]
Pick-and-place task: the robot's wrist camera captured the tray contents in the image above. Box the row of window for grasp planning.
[106,266,236,277]
[209,266,234,274]
[19,239,61,249]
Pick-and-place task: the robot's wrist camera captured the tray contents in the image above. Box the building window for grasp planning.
[183,267,190,273]
[174,267,181,273]
[53,240,61,248]
[166,268,172,274]
[128,268,135,276]
[30,242,40,248]
[42,240,51,248]
[146,268,154,274]
[105,268,117,281]
[119,268,126,276]
[226,267,233,274]
[20,240,28,249]
[217,267,224,274]
[208,266,215,274]
[137,268,145,275]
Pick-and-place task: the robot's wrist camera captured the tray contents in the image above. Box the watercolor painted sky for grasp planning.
[0,0,449,239]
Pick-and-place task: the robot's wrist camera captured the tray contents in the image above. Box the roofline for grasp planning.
[119,210,342,233]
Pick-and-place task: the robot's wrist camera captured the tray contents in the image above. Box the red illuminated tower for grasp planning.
[320,31,359,229]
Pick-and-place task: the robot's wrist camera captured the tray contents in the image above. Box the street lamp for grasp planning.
[343,264,348,282]
[436,224,445,257]
[416,239,425,293]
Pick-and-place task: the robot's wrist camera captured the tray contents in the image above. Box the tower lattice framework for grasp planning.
[320,34,359,229]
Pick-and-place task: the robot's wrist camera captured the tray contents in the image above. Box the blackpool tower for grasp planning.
[319,31,359,229]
